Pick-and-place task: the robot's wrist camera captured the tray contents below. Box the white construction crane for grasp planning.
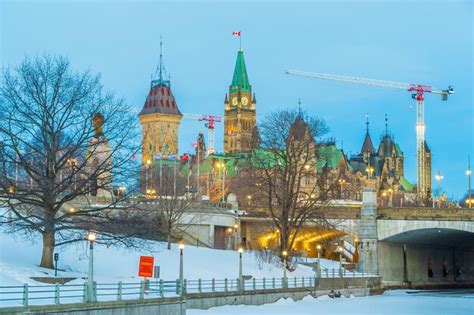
[182,113,222,155]
[286,70,454,200]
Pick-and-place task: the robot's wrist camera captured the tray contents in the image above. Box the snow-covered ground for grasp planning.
[0,231,341,286]
[188,290,474,315]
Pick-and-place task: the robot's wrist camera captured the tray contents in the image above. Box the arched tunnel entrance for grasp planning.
[378,228,474,288]
[242,221,358,262]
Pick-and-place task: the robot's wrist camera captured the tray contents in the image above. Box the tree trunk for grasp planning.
[40,229,55,269]
[167,233,171,250]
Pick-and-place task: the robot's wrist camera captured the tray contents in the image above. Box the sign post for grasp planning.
[139,256,154,294]
[54,253,59,277]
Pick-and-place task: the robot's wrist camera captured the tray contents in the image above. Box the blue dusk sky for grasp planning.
[1,0,472,198]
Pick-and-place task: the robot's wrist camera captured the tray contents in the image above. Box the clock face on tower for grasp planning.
[241,97,249,107]
[232,97,238,106]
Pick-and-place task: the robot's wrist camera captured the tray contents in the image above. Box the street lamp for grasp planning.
[68,206,76,214]
[365,165,374,179]
[246,194,252,205]
[145,159,152,192]
[179,242,185,296]
[282,250,288,288]
[238,247,244,291]
[316,244,322,278]
[117,186,126,197]
[467,157,472,209]
[337,246,343,277]
[68,157,78,191]
[234,224,239,250]
[87,232,96,302]
[435,171,444,206]
[338,178,346,199]
[215,161,224,202]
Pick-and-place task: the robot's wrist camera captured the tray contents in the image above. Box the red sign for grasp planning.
[138,256,154,278]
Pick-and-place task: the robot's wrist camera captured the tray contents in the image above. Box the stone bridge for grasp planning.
[358,189,474,289]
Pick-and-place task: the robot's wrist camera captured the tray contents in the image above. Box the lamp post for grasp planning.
[179,242,185,296]
[365,165,374,179]
[145,159,151,192]
[435,171,444,207]
[387,188,393,207]
[337,246,343,278]
[246,195,252,206]
[238,247,244,291]
[338,178,346,199]
[87,232,96,302]
[227,227,233,250]
[282,250,288,288]
[234,224,239,250]
[316,244,322,278]
[68,157,78,191]
[222,162,226,203]
[467,156,472,209]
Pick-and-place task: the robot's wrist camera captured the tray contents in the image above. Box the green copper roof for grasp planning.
[394,143,403,157]
[230,50,251,93]
[317,144,351,172]
[400,177,415,192]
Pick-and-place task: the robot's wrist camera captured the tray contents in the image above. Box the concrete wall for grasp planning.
[0,299,185,315]
[187,277,380,310]
[378,241,474,288]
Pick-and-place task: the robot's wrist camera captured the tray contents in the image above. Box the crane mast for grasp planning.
[182,113,222,155]
[286,70,454,202]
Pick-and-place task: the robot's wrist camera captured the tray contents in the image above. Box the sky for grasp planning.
[1,0,472,197]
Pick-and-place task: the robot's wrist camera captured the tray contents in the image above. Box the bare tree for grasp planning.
[0,55,140,268]
[247,109,334,261]
[145,162,196,250]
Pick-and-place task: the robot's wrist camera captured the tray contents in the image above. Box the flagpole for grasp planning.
[173,153,177,197]
[197,145,200,195]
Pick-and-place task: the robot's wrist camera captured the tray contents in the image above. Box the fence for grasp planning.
[0,270,377,308]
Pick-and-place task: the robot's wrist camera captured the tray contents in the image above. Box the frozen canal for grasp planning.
[188,289,474,315]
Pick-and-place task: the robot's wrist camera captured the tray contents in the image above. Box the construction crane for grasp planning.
[286,69,454,200]
[182,113,222,155]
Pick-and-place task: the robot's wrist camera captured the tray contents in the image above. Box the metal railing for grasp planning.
[0,271,377,308]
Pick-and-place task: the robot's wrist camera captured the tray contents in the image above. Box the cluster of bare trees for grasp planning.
[0,55,144,268]
[231,110,337,261]
[141,163,196,249]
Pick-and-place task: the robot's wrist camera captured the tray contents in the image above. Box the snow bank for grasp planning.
[0,231,316,285]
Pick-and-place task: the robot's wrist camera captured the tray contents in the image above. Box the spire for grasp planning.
[152,35,170,88]
[159,35,163,82]
[230,50,251,93]
[361,114,375,155]
[366,113,370,133]
[385,114,389,136]
[297,98,303,117]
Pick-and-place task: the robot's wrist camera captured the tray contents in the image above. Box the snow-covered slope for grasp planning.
[0,232,327,285]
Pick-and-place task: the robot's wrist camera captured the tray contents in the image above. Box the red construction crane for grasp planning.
[286,69,454,200]
[182,113,222,155]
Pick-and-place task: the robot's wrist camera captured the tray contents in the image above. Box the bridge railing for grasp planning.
[0,272,378,308]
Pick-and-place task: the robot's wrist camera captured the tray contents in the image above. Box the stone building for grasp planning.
[138,44,182,165]
[224,50,257,155]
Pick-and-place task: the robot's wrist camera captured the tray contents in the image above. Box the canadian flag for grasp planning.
[232,31,241,37]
